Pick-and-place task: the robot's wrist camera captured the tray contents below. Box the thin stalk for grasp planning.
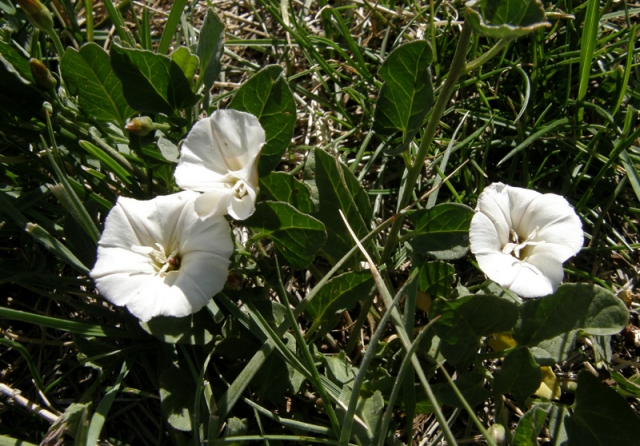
[382,21,473,261]
[338,269,419,444]
[463,37,514,74]
[341,210,458,445]
[47,29,65,58]
[84,0,94,42]
[438,365,497,446]
[375,319,439,446]
[274,256,342,439]
[42,113,100,243]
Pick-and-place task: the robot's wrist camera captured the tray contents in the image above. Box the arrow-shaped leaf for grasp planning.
[305,271,373,336]
[465,0,550,39]
[243,201,326,268]
[513,284,629,346]
[110,43,198,115]
[62,43,134,126]
[229,65,296,176]
[406,203,474,260]
[373,40,434,153]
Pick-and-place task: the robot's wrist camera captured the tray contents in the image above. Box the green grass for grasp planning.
[0,0,638,444]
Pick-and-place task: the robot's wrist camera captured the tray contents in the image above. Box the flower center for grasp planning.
[502,226,544,260]
[132,243,181,277]
[231,178,249,199]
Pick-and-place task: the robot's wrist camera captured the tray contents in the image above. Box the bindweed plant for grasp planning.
[1,0,639,444]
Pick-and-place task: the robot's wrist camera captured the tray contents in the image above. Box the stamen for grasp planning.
[502,226,545,259]
[131,243,181,277]
[231,179,248,199]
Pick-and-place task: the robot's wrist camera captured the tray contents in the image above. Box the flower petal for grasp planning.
[194,189,231,218]
[475,183,512,247]
[475,251,558,298]
[173,159,229,192]
[469,212,502,254]
[175,109,264,190]
[228,186,257,220]
[517,194,583,261]
[90,192,233,321]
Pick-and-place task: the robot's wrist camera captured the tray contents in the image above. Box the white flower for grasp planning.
[174,109,265,220]
[469,183,583,298]
[90,191,233,322]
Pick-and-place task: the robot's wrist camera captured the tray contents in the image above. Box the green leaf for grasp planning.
[576,0,600,122]
[0,40,33,82]
[243,201,327,268]
[373,40,434,153]
[259,172,314,214]
[338,387,384,445]
[493,347,541,408]
[0,306,140,339]
[160,361,196,431]
[434,370,491,408]
[0,54,43,119]
[304,148,373,266]
[513,284,629,346]
[170,46,199,87]
[229,65,296,176]
[252,332,305,404]
[529,331,579,366]
[304,271,373,336]
[61,43,134,126]
[139,307,219,345]
[86,357,131,445]
[222,417,249,446]
[566,370,640,446]
[25,223,90,275]
[431,294,518,367]
[0,435,37,446]
[406,203,474,260]
[109,43,198,115]
[513,403,552,446]
[323,351,356,385]
[156,132,180,163]
[197,8,225,92]
[418,260,455,298]
[465,0,550,38]
[430,294,519,344]
[611,371,640,399]
[79,140,133,185]
[439,338,482,368]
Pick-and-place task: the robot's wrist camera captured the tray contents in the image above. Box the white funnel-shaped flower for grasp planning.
[175,109,265,220]
[469,183,583,298]
[90,191,233,321]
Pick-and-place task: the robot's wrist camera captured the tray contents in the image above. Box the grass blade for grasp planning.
[86,356,132,445]
[0,307,143,339]
[157,0,188,54]
[577,0,600,121]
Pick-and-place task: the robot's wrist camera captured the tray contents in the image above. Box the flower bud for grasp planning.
[488,423,507,445]
[16,0,54,32]
[30,58,57,91]
[125,116,155,136]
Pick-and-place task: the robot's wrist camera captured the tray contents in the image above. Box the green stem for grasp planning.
[47,28,66,60]
[341,211,458,445]
[382,21,473,262]
[273,256,342,439]
[84,0,94,42]
[463,37,513,74]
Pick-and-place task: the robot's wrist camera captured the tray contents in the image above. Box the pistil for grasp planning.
[132,243,181,277]
[502,226,544,259]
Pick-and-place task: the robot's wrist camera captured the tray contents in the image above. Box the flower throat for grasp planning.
[502,226,543,260]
